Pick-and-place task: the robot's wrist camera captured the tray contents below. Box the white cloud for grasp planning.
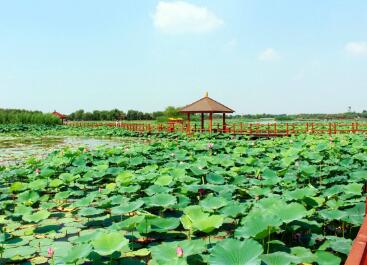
[258,48,280,61]
[345,42,367,56]
[153,1,223,34]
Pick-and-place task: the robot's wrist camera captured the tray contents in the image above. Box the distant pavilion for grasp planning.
[52,111,67,124]
[180,92,234,133]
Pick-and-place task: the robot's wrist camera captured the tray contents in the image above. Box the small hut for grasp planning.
[180,92,234,133]
[52,111,67,124]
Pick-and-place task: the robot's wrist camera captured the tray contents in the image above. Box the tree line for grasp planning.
[67,106,184,121]
[0,109,61,125]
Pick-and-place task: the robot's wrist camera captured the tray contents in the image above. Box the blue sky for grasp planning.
[1,0,367,114]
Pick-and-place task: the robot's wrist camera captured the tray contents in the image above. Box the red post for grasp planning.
[286,123,289,136]
[209,112,213,133]
[274,123,277,135]
[329,123,331,135]
[201,113,204,132]
[222,113,226,132]
[187,113,191,134]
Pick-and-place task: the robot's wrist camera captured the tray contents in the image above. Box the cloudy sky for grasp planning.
[1,0,367,114]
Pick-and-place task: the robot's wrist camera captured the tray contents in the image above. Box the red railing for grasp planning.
[66,121,367,136]
[345,198,367,265]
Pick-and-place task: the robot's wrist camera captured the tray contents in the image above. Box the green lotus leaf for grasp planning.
[59,172,78,183]
[70,230,103,244]
[150,239,206,265]
[324,236,352,255]
[138,217,180,233]
[78,207,104,217]
[13,205,33,216]
[183,205,224,233]
[17,190,40,205]
[62,243,92,264]
[235,212,282,239]
[206,173,225,184]
[54,191,71,200]
[319,209,347,221]
[209,238,263,265]
[118,215,145,230]
[111,200,144,215]
[342,202,365,225]
[261,252,301,265]
[125,248,150,257]
[22,209,50,223]
[92,231,129,256]
[315,250,341,265]
[40,241,73,258]
[147,193,177,208]
[219,201,248,218]
[344,183,363,196]
[276,202,308,223]
[2,245,37,260]
[155,175,173,186]
[49,178,63,188]
[116,171,134,186]
[199,195,228,211]
[10,181,28,192]
[28,179,48,190]
[290,247,316,263]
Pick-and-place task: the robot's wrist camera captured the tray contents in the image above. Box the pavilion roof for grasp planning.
[52,111,66,119]
[180,93,234,113]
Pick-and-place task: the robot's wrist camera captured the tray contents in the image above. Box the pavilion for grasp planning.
[180,93,234,133]
[52,111,67,124]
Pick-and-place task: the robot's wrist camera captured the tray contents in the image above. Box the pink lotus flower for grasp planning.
[176,246,184,257]
[329,137,333,141]
[35,168,41,174]
[208,143,214,149]
[48,247,54,258]
[83,148,89,153]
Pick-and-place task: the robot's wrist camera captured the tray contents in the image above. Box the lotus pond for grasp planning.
[0,134,366,264]
[0,136,153,166]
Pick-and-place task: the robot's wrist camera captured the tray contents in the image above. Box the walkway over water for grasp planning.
[67,121,367,137]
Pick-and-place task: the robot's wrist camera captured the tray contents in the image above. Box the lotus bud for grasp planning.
[98,187,102,193]
[289,140,293,144]
[198,188,205,195]
[176,246,184,257]
[329,137,333,141]
[83,147,89,153]
[35,168,41,174]
[47,247,54,258]
[208,143,214,149]
[171,153,176,157]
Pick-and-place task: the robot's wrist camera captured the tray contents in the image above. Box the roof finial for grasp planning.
[205,91,208,97]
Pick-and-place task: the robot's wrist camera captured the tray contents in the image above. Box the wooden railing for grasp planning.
[66,122,367,136]
[345,198,367,265]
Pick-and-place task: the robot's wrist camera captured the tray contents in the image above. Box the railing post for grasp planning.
[286,123,289,136]
[328,123,331,135]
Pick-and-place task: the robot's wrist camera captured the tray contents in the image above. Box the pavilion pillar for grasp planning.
[209,112,213,133]
[201,113,204,132]
[223,113,226,132]
[187,113,191,134]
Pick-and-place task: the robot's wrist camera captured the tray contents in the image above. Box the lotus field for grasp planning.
[1,133,367,264]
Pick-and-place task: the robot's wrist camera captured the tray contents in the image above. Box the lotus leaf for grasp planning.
[92,231,129,256]
[209,238,263,265]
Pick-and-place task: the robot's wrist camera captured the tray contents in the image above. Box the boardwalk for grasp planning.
[67,121,367,137]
